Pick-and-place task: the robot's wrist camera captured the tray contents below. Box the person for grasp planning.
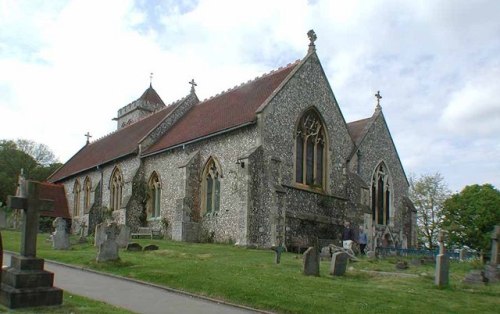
[358,226,367,255]
[342,221,355,250]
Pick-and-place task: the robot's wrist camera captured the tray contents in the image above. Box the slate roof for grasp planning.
[347,117,372,145]
[144,61,299,155]
[39,182,71,219]
[138,85,165,106]
[49,104,176,182]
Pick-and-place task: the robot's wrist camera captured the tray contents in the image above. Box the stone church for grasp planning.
[48,31,417,250]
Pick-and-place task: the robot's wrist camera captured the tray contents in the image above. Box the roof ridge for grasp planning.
[89,96,187,146]
[200,60,301,104]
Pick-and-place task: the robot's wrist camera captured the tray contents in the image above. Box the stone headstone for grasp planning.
[484,225,500,283]
[366,250,376,259]
[2,180,63,308]
[303,246,320,276]
[127,242,143,252]
[94,222,107,247]
[459,248,466,261]
[144,244,159,251]
[435,230,449,287]
[52,217,70,250]
[329,252,348,276]
[0,210,7,228]
[463,270,488,285]
[273,244,285,264]
[116,224,131,248]
[96,223,120,262]
[320,247,331,261]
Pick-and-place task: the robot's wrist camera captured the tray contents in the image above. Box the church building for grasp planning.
[48,31,417,249]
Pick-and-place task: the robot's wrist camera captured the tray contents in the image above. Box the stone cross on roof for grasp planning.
[8,180,54,257]
[84,132,92,145]
[150,72,154,87]
[189,79,197,93]
[375,90,382,110]
[307,29,317,52]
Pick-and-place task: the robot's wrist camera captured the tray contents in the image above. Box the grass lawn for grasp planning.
[2,230,499,313]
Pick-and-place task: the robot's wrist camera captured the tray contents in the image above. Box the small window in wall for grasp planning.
[371,162,392,225]
[110,167,123,211]
[201,157,222,215]
[148,172,161,219]
[73,180,81,217]
[295,109,327,189]
[83,176,92,214]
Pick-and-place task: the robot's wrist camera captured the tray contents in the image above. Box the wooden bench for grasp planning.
[131,227,162,239]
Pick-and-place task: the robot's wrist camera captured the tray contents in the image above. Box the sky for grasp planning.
[1,0,499,192]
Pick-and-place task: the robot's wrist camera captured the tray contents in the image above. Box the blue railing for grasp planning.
[375,247,477,260]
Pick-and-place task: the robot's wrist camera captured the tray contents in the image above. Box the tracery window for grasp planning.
[73,180,81,217]
[148,172,161,219]
[201,157,221,215]
[371,162,392,225]
[83,176,92,213]
[295,109,327,189]
[110,167,123,211]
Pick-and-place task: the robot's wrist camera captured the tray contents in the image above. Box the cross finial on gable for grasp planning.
[189,79,197,94]
[375,90,382,111]
[84,132,92,145]
[307,29,317,53]
[150,72,154,87]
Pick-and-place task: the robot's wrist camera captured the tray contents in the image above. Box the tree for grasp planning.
[409,173,450,249]
[15,139,57,166]
[442,184,500,252]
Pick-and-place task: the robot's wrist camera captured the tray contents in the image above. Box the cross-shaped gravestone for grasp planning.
[491,225,499,266]
[8,180,53,257]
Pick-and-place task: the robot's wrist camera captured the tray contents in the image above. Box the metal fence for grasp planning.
[375,247,478,260]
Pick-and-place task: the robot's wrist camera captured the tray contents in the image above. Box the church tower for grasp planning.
[114,83,165,129]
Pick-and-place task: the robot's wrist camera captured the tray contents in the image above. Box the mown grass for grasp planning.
[2,230,500,313]
[0,291,134,313]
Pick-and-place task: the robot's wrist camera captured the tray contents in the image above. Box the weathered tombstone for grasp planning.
[484,225,499,283]
[396,260,409,270]
[116,224,131,248]
[96,222,120,262]
[273,243,285,264]
[303,246,320,276]
[127,242,143,252]
[52,217,70,250]
[1,180,63,308]
[0,209,7,228]
[320,246,331,261]
[94,222,107,247]
[329,252,348,276]
[366,250,376,259]
[459,248,466,262]
[78,221,88,244]
[435,230,449,287]
[144,244,159,251]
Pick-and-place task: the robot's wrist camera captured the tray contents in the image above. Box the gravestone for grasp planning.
[127,242,143,252]
[273,243,285,264]
[303,246,320,276]
[116,224,131,248]
[96,223,120,262]
[329,252,348,276]
[94,222,107,247]
[1,180,63,308]
[459,248,466,262]
[0,210,7,228]
[78,221,88,244]
[144,244,159,251]
[320,247,332,261]
[435,230,449,287]
[52,217,70,250]
[484,225,499,283]
[463,270,488,285]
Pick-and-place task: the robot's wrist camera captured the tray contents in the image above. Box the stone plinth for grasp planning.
[435,254,449,287]
[0,255,63,309]
[303,247,320,276]
[330,252,348,276]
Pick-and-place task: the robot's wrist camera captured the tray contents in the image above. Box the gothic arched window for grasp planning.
[295,109,327,189]
[73,180,81,217]
[201,157,221,215]
[83,176,92,213]
[371,162,392,225]
[148,172,161,219]
[110,167,123,211]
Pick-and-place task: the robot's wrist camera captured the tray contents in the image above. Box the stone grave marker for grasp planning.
[273,243,285,264]
[78,221,88,244]
[116,224,131,248]
[144,244,159,251]
[1,180,63,308]
[459,248,466,262]
[329,252,348,276]
[52,217,70,250]
[484,225,499,283]
[96,222,120,262]
[303,246,320,276]
[127,242,143,252]
[435,230,449,287]
[320,246,332,261]
[94,222,107,247]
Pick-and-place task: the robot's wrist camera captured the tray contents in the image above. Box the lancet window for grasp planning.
[371,162,392,225]
[110,167,123,211]
[201,157,221,215]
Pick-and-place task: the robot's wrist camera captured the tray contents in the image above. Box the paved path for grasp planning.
[3,253,261,314]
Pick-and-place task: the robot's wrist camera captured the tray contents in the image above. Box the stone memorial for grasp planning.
[459,248,466,262]
[78,221,88,244]
[303,246,320,276]
[52,217,70,250]
[484,225,499,283]
[144,244,159,251]
[127,242,143,252]
[96,222,120,262]
[94,222,107,247]
[329,252,348,276]
[1,180,63,309]
[435,230,449,287]
[116,224,131,248]
[273,243,285,264]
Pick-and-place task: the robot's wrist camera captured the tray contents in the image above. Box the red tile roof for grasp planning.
[144,62,298,155]
[347,117,372,145]
[49,105,175,182]
[39,182,71,219]
[138,85,165,106]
